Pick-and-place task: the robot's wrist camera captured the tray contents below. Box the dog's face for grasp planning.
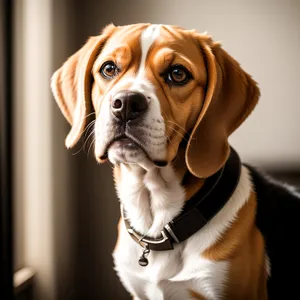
[92,24,207,168]
[51,23,260,177]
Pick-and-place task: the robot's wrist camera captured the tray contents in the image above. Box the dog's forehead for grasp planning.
[104,24,148,49]
[102,24,196,57]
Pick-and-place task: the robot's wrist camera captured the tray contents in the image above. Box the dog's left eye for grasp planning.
[100,61,118,79]
[166,65,192,85]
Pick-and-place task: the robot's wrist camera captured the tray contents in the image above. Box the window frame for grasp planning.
[0,0,14,299]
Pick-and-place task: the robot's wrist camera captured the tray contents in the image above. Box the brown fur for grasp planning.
[51,24,116,148]
[189,289,206,300]
[202,192,267,299]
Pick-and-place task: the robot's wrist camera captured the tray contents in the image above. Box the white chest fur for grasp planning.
[113,166,252,300]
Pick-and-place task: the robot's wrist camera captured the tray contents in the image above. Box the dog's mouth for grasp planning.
[110,136,140,151]
[100,135,141,159]
[100,135,167,167]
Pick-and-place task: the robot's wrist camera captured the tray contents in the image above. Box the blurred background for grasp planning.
[1,0,299,299]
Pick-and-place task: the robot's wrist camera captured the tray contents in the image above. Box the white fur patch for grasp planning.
[130,25,161,92]
[139,25,161,72]
[117,164,186,237]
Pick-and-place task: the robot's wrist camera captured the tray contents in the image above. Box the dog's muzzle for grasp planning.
[96,87,167,166]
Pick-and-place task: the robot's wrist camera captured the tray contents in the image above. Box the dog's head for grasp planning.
[51,23,259,178]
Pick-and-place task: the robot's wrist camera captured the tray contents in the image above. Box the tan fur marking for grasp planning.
[202,192,257,260]
[184,175,205,201]
[189,289,206,300]
[171,147,205,201]
[202,192,267,299]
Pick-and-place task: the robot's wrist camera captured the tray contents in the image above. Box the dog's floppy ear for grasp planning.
[186,34,260,178]
[51,24,115,148]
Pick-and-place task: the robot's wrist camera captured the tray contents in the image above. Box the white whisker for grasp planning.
[88,137,95,157]
[84,112,96,119]
[83,125,95,152]
[166,120,189,136]
[83,120,96,138]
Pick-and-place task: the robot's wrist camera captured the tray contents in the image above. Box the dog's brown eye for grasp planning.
[100,61,118,79]
[167,65,191,85]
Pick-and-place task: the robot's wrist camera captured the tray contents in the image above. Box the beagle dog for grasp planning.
[51,23,300,299]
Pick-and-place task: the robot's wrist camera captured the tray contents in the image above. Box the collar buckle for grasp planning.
[126,227,174,251]
[121,205,174,251]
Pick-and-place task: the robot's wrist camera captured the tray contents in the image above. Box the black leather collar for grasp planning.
[121,146,241,255]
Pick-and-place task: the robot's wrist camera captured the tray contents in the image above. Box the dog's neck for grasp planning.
[113,149,204,238]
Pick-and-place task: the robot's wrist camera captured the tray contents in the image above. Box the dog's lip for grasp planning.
[100,134,143,160]
[99,135,126,160]
[101,134,168,167]
[110,137,139,149]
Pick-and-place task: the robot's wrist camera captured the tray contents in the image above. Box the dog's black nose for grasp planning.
[111,91,148,122]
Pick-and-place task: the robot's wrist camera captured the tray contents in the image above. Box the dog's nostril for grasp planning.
[113,99,122,109]
[131,102,138,112]
[131,99,147,113]
[131,102,143,113]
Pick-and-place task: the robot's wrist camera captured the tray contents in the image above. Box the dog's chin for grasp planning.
[107,138,147,165]
[106,138,168,168]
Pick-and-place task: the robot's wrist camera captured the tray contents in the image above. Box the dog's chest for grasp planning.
[113,166,252,299]
[113,224,229,300]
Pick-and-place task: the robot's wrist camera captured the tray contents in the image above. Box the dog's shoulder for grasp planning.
[245,164,300,298]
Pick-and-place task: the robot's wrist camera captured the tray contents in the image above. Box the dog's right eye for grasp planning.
[100,61,119,79]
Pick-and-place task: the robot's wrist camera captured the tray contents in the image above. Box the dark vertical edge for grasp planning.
[0,0,14,299]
